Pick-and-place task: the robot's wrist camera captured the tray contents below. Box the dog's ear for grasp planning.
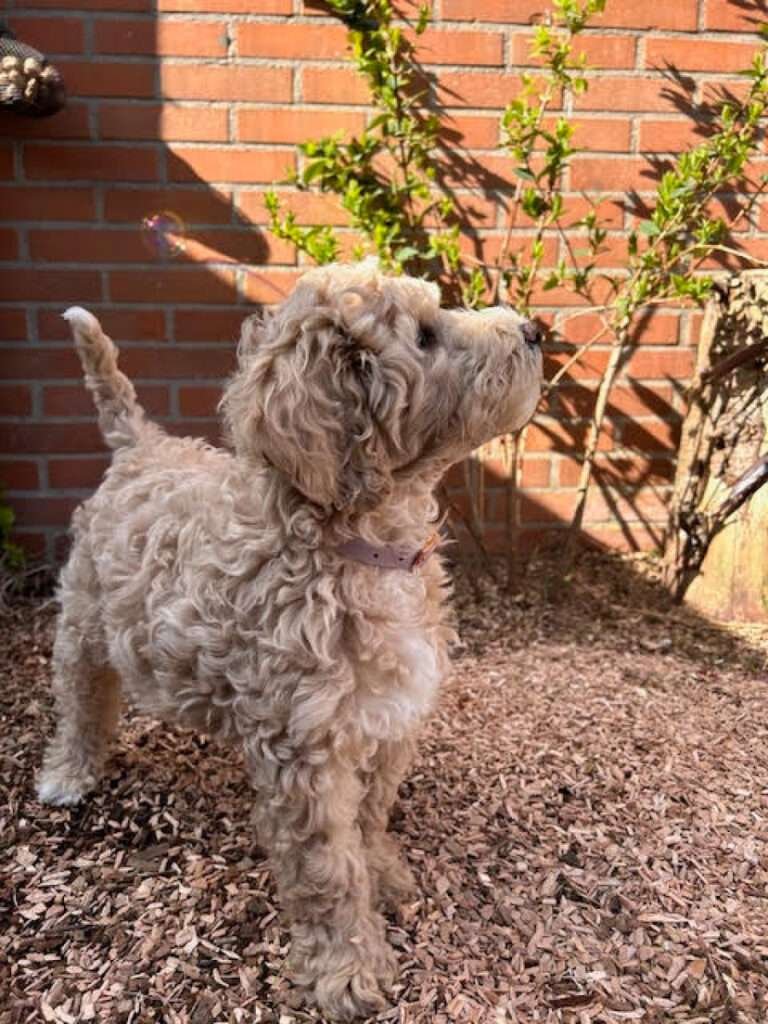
[221,284,397,511]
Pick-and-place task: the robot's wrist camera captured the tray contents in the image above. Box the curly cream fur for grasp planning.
[37,261,542,1020]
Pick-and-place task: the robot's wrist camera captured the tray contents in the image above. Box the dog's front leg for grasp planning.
[250,747,397,1020]
[359,738,417,909]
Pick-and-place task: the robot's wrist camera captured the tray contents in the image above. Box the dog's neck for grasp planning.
[345,484,439,547]
[255,465,441,555]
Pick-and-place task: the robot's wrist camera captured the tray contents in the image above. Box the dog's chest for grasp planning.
[353,627,443,741]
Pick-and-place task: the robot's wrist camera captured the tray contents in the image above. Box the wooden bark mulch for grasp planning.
[2,552,767,1023]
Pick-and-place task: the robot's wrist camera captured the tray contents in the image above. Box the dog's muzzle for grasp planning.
[520,319,543,349]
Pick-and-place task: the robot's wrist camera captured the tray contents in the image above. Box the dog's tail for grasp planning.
[63,307,147,450]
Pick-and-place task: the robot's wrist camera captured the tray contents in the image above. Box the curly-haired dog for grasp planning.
[37,261,542,1019]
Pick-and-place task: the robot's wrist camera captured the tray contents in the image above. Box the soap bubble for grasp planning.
[141,211,186,259]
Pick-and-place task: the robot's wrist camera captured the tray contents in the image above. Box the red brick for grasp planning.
[237,108,365,145]
[95,18,228,56]
[646,38,758,73]
[555,313,609,348]
[442,151,519,186]
[438,71,539,110]
[179,385,223,417]
[239,189,345,226]
[0,186,96,222]
[638,118,710,153]
[173,308,245,343]
[44,384,169,416]
[634,315,684,348]
[161,65,292,102]
[18,0,151,9]
[0,422,103,452]
[585,485,671,524]
[570,156,663,192]
[0,105,91,140]
[565,312,680,346]
[544,347,611,378]
[554,197,625,231]
[440,114,500,148]
[557,382,676,419]
[99,104,229,142]
[302,67,370,105]
[243,267,302,303]
[238,22,349,59]
[526,419,613,453]
[442,0,696,30]
[0,349,80,381]
[460,231,556,267]
[567,117,631,154]
[521,458,551,488]
[159,0,290,10]
[0,310,27,342]
[559,453,674,488]
[705,0,760,30]
[519,490,578,525]
[109,268,237,304]
[413,29,504,66]
[25,144,159,183]
[622,418,680,452]
[0,385,32,417]
[421,192,498,229]
[8,15,85,53]
[626,348,695,379]
[0,271,101,304]
[5,496,81,526]
[118,347,236,378]
[0,459,39,490]
[512,32,636,69]
[167,146,293,184]
[701,77,757,108]
[57,59,156,99]
[574,76,691,113]
[38,307,167,343]
[0,144,14,180]
[48,457,110,489]
[105,186,233,225]
[30,228,150,264]
[0,229,18,261]
[177,228,294,266]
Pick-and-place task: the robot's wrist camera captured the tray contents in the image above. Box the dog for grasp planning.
[37,260,542,1020]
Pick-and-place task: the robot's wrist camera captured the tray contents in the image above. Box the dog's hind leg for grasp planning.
[37,543,121,807]
[359,738,417,909]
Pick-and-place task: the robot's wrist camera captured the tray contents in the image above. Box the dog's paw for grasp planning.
[36,771,93,806]
[290,920,398,1021]
[314,963,391,1022]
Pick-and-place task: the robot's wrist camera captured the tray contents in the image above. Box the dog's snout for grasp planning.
[520,319,543,349]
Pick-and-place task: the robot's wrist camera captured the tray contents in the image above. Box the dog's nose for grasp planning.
[520,319,543,349]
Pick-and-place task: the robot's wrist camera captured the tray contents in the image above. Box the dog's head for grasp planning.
[222,260,542,513]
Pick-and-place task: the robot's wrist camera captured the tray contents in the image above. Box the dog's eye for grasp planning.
[417,326,438,351]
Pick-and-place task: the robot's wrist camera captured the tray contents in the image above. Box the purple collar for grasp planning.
[337,530,441,572]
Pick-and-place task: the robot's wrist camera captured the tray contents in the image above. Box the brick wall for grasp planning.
[0,0,765,561]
